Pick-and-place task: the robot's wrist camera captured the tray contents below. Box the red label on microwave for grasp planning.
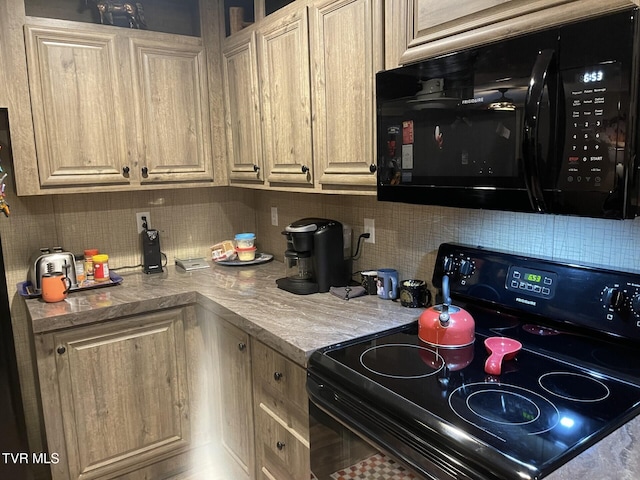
[402,121,414,144]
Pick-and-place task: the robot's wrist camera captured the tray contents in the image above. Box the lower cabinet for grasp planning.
[35,303,311,480]
[252,340,310,480]
[34,307,205,480]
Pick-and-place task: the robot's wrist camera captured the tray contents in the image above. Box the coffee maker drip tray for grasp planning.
[276,276,320,295]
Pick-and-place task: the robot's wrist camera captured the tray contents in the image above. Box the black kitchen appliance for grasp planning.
[377,8,640,219]
[142,229,162,274]
[308,243,640,479]
[276,218,348,295]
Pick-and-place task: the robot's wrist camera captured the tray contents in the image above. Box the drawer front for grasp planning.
[255,408,310,480]
[252,341,308,434]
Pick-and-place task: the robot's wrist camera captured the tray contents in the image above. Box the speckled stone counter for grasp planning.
[23,260,640,478]
[24,260,420,367]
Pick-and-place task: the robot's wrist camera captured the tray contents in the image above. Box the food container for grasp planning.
[236,246,257,261]
[234,233,256,248]
[211,240,237,262]
[92,254,110,282]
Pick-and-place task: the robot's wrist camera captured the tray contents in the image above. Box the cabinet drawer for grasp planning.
[252,341,308,436]
[255,408,310,480]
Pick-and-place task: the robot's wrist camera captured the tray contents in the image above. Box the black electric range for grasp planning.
[307,243,640,480]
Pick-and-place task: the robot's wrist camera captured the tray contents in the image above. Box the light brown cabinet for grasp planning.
[309,0,381,190]
[34,307,203,480]
[257,7,314,187]
[222,31,265,184]
[252,340,310,480]
[391,0,638,66]
[222,0,381,193]
[22,19,214,194]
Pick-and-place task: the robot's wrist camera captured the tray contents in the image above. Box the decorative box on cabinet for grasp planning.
[252,339,310,480]
[34,307,203,480]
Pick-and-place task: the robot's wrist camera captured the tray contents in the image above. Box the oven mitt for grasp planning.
[330,286,366,300]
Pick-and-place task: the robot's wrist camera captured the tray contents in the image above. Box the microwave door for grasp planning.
[522,49,559,213]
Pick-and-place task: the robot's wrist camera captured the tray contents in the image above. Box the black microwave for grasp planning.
[376,9,640,219]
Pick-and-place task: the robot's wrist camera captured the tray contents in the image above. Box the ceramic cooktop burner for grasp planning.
[360,344,444,378]
[539,372,610,402]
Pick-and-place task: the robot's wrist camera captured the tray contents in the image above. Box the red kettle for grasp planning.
[418,275,475,347]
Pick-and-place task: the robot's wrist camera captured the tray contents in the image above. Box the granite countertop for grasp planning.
[24,259,420,366]
[23,259,640,478]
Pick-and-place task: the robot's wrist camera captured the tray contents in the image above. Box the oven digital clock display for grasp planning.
[525,273,542,283]
[506,266,557,299]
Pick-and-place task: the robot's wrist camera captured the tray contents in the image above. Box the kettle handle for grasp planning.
[441,274,451,306]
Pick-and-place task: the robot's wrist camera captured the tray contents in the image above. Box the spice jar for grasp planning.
[84,249,99,280]
[92,254,110,282]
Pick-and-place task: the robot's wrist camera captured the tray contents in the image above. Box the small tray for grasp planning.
[215,252,273,267]
[18,272,124,298]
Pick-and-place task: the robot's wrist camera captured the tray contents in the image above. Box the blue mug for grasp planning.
[377,268,399,300]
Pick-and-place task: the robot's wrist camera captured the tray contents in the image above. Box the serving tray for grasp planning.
[215,252,273,267]
[18,272,123,298]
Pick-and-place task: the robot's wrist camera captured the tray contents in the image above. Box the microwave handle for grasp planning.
[523,49,557,212]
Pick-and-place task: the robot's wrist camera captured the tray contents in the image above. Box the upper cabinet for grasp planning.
[258,7,314,186]
[391,0,640,67]
[222,30,265,183]
[222,0,381,194]
[309,0,381,189]
[18,17,218,195]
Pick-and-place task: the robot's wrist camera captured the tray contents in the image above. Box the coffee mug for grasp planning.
[399,279,431,308]
[41,272,71,303]
[360,271,378,295]
[377,268,399,300]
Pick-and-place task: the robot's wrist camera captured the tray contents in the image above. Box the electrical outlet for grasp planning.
[271,207,278,226]
[364,218,375,244]
[136,212,150,234]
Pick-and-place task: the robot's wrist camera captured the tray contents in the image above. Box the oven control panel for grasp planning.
[505,266,557,299]
[433,243,640,343]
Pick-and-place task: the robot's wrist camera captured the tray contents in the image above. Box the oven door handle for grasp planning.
[523,48,557,213]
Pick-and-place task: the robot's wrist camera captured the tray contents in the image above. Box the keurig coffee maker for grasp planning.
[276,218,349,294]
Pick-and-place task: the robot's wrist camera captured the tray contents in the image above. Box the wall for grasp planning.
[254,190,640,288]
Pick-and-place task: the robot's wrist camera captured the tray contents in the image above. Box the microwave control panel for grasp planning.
[558,62,624,192]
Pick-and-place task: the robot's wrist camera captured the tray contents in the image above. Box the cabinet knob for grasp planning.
[238,342,246,351]
[122,166,130,175]
[56,346,66,355]
[369,163,377,173]
[301,165,309,174]
[253,164,260,172]
[141,166,149,176]
[273,371,283,381]
[276,441,285,451]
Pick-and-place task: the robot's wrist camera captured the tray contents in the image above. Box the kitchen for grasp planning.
[2,0,640,479]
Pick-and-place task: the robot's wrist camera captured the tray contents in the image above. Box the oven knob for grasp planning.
[443,255,455,274]
[630,294,640,315]
[602,287,624,310]
[459,259,474,276]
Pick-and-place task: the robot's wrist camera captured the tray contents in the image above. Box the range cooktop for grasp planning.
[308,243,640,480]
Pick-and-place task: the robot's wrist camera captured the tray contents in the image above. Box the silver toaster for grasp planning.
[28,248,78,294]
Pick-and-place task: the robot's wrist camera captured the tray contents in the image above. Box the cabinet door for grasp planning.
[130,37,214,184]
[258,8,314,186]
[222,32,265,183]
[24,25,132,188]
[399,0,625,64]
[309,0,381,189]
[37,309,192,480]
[215,320,255,478]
